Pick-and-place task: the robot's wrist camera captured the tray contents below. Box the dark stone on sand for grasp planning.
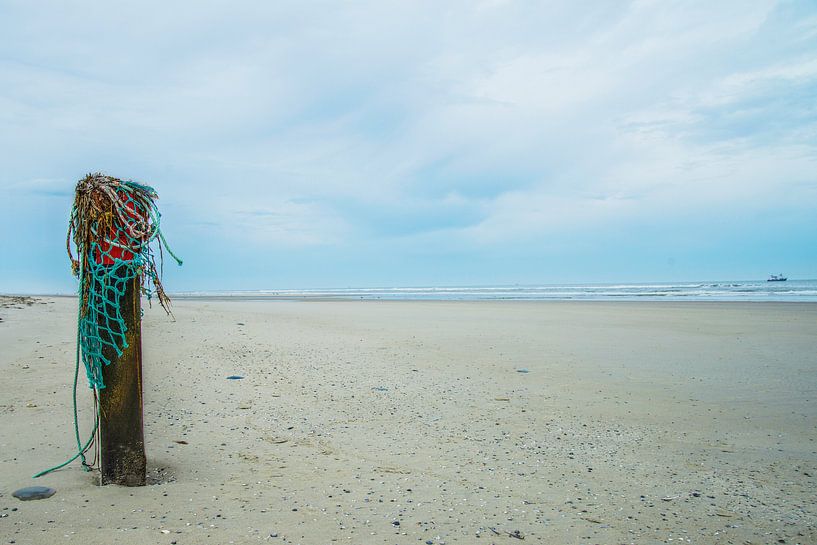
[12,486,56,501]
[226,375,244,380]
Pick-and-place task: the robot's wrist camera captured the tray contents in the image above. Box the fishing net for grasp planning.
[66,173,182,389]
[33,173,181,479]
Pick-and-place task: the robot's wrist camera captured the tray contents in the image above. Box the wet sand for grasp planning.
[1,297,816,544]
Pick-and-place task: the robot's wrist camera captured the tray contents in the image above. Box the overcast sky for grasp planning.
[1,0,816,293]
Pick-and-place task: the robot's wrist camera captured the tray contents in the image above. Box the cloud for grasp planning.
[5,177,73,197]
[0,0,815,290]
[226,199,349,247]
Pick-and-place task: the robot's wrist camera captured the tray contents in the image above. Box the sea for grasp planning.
[178,279,817,302]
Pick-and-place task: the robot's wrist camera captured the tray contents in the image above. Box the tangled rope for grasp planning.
[34,173,181,479]
[67,173,181,389]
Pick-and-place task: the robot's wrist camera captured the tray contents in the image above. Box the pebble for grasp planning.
[12,486,56,501]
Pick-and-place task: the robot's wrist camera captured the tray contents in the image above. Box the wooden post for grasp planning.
[99,274,146,486]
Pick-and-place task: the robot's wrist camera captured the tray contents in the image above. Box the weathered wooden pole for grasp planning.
[45,173,180,485]
[99,274,146,486]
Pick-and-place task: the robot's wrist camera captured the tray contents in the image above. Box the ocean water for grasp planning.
[178,279,817,302]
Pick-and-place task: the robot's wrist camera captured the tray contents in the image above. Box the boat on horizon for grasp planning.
[767,274,787,282]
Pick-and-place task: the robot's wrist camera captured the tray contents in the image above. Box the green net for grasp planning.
[67,173,182,389]
[33,173,181,479]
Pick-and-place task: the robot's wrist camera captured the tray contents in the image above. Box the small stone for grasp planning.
[12,486,56,501]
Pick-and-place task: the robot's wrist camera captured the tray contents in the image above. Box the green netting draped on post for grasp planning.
[33,173,181,479]
[67,173,182,389]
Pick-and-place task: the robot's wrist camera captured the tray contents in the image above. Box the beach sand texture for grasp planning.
[1,297,816,544]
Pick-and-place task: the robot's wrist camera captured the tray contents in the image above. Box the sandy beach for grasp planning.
[1,296,816,544]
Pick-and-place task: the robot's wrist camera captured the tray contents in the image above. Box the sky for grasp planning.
[1,0,816,293]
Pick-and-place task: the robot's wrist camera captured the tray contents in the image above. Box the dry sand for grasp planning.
[1,296,816,544]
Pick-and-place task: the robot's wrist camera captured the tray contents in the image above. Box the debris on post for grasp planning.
[34,173,181,485]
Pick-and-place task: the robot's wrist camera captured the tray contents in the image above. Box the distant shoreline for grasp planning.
[6,295,817,303]
[5,294,817,303]
[5,279,817,302]
[164,279,817,302]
